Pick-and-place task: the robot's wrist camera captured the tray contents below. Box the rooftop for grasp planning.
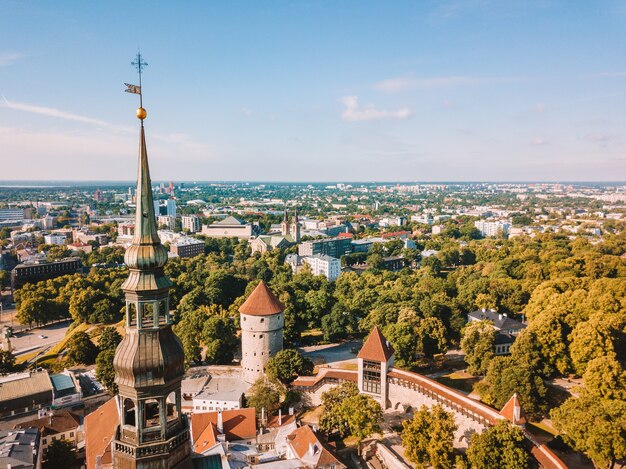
[84,397,119,469]
[468,309,526,331]
[239,281,284,316]
[358,326,395,362]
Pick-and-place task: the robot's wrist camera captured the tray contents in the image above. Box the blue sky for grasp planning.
[1,1,626,181]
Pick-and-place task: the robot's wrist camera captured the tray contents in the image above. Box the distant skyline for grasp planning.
[2,1,626,182]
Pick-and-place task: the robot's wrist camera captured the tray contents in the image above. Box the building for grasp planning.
[117,223,135,236]
[302,254,341,281]
[468,309,527,355]
[85,397,118,469]
[474,220,510,237]
[201,216,254,239]
[357,326,394,409]
[191,377,248,413]
[0,371,53,419]
[280,208,301,243]
[157,215,176,230]
[0,208,32,221]
[239,281,284,384]
[11,258,82,290]
[170,237,205,258]
[166,198,177,217]
[250,235,294,254]
[191,408,257,453]
[108,103,192,467]
[181,215,201,233]
[43,234,66,246]
[0,428,41,469]
[298,237,353,258]
[49,371,82,409]
[285,425,345,469]
[14,410,81,456]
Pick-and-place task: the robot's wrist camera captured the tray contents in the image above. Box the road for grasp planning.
[11,321,71,356]
[299,340,362,367]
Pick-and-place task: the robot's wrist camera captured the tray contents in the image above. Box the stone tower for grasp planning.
[280,207,289,236]
[357,326,394,409]
[111,102,192,468]
[239,281,284,384]
[290,207,301,242]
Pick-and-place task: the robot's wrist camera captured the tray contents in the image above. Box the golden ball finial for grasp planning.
[136,107,147,120]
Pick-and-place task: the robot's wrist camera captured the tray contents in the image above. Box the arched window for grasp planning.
[141,303,155,328]
[123,399,136,427]
[166,391,178,422]
[143,399,160,428]
[128,303,137,327]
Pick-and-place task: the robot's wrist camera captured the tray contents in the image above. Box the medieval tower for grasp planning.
[111,64,192,468]
[239,281,284,384]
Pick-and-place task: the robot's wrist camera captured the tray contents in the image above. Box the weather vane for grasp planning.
[125,51,148,119]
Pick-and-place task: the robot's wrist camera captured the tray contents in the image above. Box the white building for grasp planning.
[239,282,284,384]
[191,377,248,413]
[157,215,176,230]
[43,234,67,246]
[474,220,510,237]
[181,215,201,233]
[303,254,341,281]
[202,216,253,239]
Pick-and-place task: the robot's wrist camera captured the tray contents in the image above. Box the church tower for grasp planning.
[290,207,301,242]
[111,55,192,469]
[280,207,289,236]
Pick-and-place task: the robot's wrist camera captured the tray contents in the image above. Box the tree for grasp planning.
[466,420,529,469]
[401,404,457,469]
[44,439,76,468]
[0,349,16,374]
[460,320,495,376]
[246,378,281,417]
[582,354,626,400]
[98,326,122,352]
[96,348,117,393]
[416,317,448,359]
[475,356,548,419]
[319,382,360,435]
[569,313,626,376]
[65,331,98,365]
[552,395,626,469]
[266,349,314,384]
[342,394,382,453]
[202,313,238,365]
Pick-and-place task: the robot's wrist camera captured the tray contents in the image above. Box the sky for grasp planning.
[1,1,626,182]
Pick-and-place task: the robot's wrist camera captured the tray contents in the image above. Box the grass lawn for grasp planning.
[435,371,480,394]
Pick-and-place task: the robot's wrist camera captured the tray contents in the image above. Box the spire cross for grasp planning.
[131,52,148,107]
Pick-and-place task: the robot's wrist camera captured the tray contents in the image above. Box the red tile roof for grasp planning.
[287,425,343,467]
[500,393,527,426]
[357,326,394,362]
[14,410,81,436]
[191,408,257,444]
[85,397,119,469]
[193,421,219,454]
[239,281,284,316]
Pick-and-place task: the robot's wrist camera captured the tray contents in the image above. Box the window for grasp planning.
[362,360,381,394]
[70,432,74,438]
[143,399,161,428]
[42,438,47,445]
[166,391,178,422]
[124,399,136,427]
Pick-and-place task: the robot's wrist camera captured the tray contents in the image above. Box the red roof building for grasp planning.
[358,326,394,362]
[500,393,527,427]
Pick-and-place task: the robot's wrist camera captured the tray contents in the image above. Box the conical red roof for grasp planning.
[500,393,527,426]
[239,281,284,316]
[358,326,394,362]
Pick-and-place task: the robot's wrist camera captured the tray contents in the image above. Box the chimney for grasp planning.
[278,409,282,426]
[498,314,502,321]
[482,308,486,312]
[261,407,266,426]
[217,410,223,433]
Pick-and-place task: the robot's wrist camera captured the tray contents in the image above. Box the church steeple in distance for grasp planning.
[112,53,192,469]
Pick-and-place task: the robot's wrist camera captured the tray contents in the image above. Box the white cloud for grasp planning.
[590,71,626,78]
[373,74,522,93]
[531,137,548,146]
[0,53,22,66]
[241,107,253,117]
[340,96,412,122]
[533,103,545,113]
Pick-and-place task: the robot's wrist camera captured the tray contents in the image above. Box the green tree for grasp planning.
[0,349,16,374]
[466,420,529,469]
[342,393,382,453]
[246,378,282,417]
[95,348,117,393]
[98,326,122,352]
[202,312,238,365]
[475,356,548,419]
[401,404,457,469]
[416,317,448,359]
[460,320,495,376]
[319,382,360,435]
[569,313,626,376]
[266,349,314,384]
[44,439,76,468]
[582,354,626,400]
[552,395,626,469]
[65,331,98,365]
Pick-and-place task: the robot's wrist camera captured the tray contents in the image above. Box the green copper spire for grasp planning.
[121,116,172,292]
